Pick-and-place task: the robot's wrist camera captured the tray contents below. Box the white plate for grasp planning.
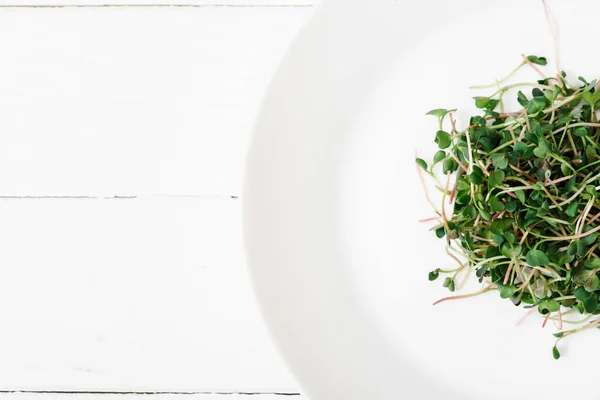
[244,1,600,398]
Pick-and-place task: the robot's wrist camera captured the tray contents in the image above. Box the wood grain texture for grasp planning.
[0,6,312,197]
[2,395,303,399]
[0,198,297,392]
[0,5,313,395]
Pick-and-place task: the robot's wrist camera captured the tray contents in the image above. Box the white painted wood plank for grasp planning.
[1,395,304,400]
[0,1,314,6]
[0,7,312,196]
[0,198,297,392]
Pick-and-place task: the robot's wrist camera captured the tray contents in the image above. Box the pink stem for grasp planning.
[558,309,563,330]
[419,216,440,223]
[542,312,551,328]
[503,260,513,285]
[515,307,539,326]
[566,262,571,271]
[545,175,573,187]
[521,54,546,79]
[507,192,518,199]
[433,289,491,306]
[449,187,457,204]
[474,214,481,228]
[450,153,468,173]
[588,212,600,226]
[548,222,600,241]
[449,112,457,133]
[493,210,507,221]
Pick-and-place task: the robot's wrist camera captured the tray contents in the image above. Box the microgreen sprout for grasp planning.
[419,54,600,359]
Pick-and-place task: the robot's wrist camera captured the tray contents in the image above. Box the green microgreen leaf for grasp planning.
[488,170,505,188]
[469,166,485,185]
[526,250,550,267]
[415,158,428,170]
[527,55,548,65]
[566,201,579,218]
[553,346,561,360]
[574,126,589,137]
[528,97,547,114]
[491,153,509,170]
[423,56,600,359]
[533,140,550,158]
[433,150,446,164]
[435,130,452,149]
[429,270,440,281]
[426,108,456,120]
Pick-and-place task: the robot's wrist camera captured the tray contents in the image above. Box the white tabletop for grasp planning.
[0,1,314,398]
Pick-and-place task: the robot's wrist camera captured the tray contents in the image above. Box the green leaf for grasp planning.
[505,201,517,212]
[581,232,598,247]
[517,91,529,108]
[491,153,509,170]
[538,299,560,314]
[474,97,490,109]
[594,91,600,105]
[489,196,505,213]
[480,209,492,222]
[533,140,550,158]
[433,150,446,164]
[415,158,428,170]
[426,108,456,120]
[442,158,458,174]
[435,227,446,239]
[574,126,589,137]
[515,190,526,204]
[443,277,455,292]
[574,286,592,301]
[435,130,452,149]
[469,166,485,185]
[565,177,577,193]
[463,205,477,219]
[532,182,545,191]
[584,296,598,313]
[568,241,578,256]
[499,285,517,299]
[578,241,589,258]
[566,201,579,218]
[493,233,505,245]
[428,270,440,281]
[584,258,600,269]
[513,141,529,155]
[553,345,561,360]
[573,268,600,292]
[464,232,475,251]
[528,97,547,114]
[527,55,548,65]
[489,170,505,188]
[526,250,550,266]
[583,91,594,106]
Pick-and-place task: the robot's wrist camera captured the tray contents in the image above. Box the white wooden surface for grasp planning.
[0,1,313,398]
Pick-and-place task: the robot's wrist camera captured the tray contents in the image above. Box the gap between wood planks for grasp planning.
[0,391,301,396]
[0,194,239,199]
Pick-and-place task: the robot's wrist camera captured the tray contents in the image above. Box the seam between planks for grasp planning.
[0,391,301,396]
[0,195,239,199]
[0,4,313,8]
